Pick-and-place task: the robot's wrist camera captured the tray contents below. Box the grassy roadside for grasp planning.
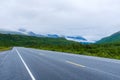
[26,43,120,60]
[0,47,12,52]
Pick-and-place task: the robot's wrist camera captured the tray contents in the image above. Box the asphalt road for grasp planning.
[0,47,120,80]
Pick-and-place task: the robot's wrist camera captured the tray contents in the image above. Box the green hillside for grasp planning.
[97,31,120,44]
[0,33,85,52]
[0,33,120,60]
[0,33,78,47]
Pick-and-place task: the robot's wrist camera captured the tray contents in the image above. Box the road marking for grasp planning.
[66,61,86,68]
[16,49,36,80]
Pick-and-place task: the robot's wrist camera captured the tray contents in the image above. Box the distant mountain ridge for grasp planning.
[0,28,88,43]
[0,29,25,35]
[66,36,87,41]
[97,31,120,44]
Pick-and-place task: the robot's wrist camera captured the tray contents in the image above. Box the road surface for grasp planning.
[0,47,120,80]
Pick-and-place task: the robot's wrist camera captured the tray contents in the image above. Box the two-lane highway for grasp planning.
[0,47,120,80]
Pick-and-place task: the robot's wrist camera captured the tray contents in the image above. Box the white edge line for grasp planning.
[16,49,36,80]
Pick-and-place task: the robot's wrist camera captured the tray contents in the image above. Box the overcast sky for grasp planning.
[0,0,120,41]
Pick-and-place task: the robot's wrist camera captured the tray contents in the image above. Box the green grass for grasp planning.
[0,47,11,52]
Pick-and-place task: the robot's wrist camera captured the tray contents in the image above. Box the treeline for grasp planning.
[0,34,120,59]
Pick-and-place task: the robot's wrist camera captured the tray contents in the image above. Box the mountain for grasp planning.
[66,36,87,41]
[27,31,37,36]
[0,28,89,43]
[17,28,88,42]
[0,29,25,35]
[18,28,26,32]
[97,31,120,44]
[45,34,61,38]
[0,33,79,49]
[65,36,95,43]
[65,36,87,42]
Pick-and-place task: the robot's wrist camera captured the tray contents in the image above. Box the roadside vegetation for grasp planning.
[0,47,11,51]
[0,33,120,59]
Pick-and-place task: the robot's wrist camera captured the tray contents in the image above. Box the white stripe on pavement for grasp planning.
[16,49,36,80]
[66,60,86,68]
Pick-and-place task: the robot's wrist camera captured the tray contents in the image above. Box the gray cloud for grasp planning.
[0,0,120,41]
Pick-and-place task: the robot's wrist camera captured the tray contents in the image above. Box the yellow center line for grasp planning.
[66,60,86,68]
